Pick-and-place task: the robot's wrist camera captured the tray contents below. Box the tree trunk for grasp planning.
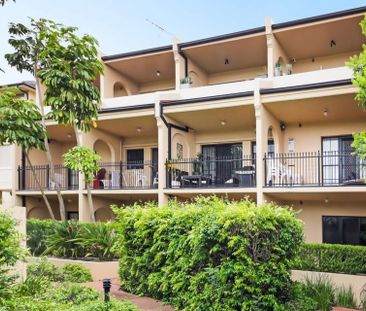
[35,76,66,220]
[25,153,56,220]
[73,125,95,223]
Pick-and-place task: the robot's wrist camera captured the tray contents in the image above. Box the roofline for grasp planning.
[99,103,155,113]
[160,91,254,107]
[178,26,265,49]
[102,45,173,62]
[260,79,352,95]
[3,81,35,90]
[272,6,366,30]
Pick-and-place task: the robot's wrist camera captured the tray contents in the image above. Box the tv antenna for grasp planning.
[145,18,175,38]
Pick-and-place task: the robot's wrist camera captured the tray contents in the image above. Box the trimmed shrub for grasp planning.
[293,243,366,274]
[114,196,304,310]
[62,263,93,283]
[27,219,55,256]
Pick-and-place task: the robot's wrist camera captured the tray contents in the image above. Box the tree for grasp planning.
[64,147,100,222]
[0,0,14,6]
[37,22,103,222]
[5,18,70,220]
[348,16,366,163]
[0,88,55,219]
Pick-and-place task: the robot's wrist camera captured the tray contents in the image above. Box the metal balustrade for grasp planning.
[91,161,158,190]
[264,152,366,187]
[166,156,256,188]
[18,164,78,191]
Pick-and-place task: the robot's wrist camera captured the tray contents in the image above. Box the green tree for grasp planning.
[0,211,24,304]
[0,0,14,6]
[6,18,72,220]
[35,21,103,222]
[64,147,100,222]
[348,16,366,166]
[0,88,55,219]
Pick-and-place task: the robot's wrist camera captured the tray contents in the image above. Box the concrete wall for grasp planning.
[28,257,119,281]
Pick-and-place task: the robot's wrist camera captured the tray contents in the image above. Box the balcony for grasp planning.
[264,152,366,187]
[92,161,158,190]
[166,156,256,189]
[18,165,79,191]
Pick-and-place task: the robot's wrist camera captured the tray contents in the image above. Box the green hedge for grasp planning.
[294,243,366,274]
[114,196,304,310]
[27,219,117,261]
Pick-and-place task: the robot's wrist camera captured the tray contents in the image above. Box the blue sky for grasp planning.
[0,0,365,85]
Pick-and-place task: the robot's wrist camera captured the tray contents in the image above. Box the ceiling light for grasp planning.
[323,109,328,117]
[156,70,161,77]
[220,120,227,126]
[330,40,336,47]
[324,198,329,204]
[224,58,229,65]
[280,121,286,131]
[67,133,72,139]
[137,127,142,133]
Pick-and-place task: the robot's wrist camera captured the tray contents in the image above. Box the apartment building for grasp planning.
[1,6,366,244]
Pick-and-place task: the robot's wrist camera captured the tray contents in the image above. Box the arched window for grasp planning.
[113,82,128,97]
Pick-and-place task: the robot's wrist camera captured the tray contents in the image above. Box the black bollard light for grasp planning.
[103,278,111,303]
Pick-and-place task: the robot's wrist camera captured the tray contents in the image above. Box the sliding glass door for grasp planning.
[202,143,242,185]
[322,136,359,185]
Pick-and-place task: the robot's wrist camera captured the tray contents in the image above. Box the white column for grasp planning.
[155,101,169,207]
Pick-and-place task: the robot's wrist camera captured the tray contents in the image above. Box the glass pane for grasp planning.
[323,216,342,244]
[342,217,359,245]
[360,218,366,246]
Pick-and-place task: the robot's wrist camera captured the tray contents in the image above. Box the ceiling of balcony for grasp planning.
[264,93,366,124]
[182,33,267,74]
[104,51,175,84]
[273,14,366,60]
[166,104,256,132]
[96,115,157,138]
[47,124,76,142]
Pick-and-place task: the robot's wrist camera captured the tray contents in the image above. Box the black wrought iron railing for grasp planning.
[91,161,158,190]
[264,152,366,187]
[166,156,256,188]
[18,164,79,191]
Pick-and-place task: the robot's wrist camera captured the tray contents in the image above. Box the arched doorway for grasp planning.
[93,140,112,163]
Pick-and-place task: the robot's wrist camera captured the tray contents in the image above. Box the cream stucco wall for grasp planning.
[292,51,358,74]
[288,200,366,243]
[281,121,366,153]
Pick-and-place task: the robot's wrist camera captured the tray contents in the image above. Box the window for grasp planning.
[323,216,366,245]
[127,149,144,169]
[67,212,79,220]
[251,140,274,164]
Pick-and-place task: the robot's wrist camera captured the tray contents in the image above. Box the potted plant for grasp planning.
[180,76,192,89]
[274,62,282,77]
[192,153,203,175]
